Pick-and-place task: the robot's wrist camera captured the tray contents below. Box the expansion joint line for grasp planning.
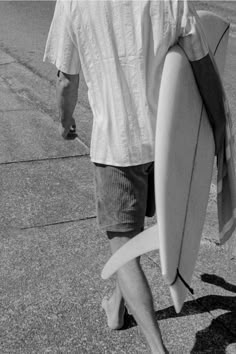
[0,154,90,166]
[19,215,97,230]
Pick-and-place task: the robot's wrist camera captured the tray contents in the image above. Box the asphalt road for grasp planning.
[0,1,56,80]
[0,0,89,108]
[0,1,235,128]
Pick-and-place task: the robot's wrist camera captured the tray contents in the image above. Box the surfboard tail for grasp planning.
[170,280,188,314]
[101,224,159,279]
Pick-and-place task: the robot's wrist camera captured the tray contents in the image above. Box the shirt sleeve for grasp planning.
[43,0,81,75]
[178,0,209,62]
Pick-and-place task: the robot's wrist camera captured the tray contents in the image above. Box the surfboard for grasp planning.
[157,12,229,312]
[101,11,230,313]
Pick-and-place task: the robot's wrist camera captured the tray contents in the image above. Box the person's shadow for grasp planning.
[122,274,236,353]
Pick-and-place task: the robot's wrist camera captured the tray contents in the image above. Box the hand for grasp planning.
[59,118,77,139]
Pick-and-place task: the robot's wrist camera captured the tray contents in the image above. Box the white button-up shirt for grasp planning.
[44,0,209,166]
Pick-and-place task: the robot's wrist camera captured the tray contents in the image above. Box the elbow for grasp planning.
[56,71,79,94]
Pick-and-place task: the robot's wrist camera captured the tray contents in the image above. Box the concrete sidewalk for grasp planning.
[0,48,235,354]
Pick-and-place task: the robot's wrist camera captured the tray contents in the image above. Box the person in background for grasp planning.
[44,1,229,352]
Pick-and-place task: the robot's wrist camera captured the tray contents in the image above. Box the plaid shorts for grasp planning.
[94,162,155,235]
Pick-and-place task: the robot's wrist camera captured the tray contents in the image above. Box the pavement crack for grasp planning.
[19,215,97,231]
[0,61,16,66]
[0,154,90,166]
[0,108,32,113]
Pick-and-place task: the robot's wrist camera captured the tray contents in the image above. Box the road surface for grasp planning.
[0,0,89,108]
[0,1,235,131]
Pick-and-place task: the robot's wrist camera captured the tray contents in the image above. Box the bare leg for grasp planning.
[102,281,125,329]
[103,231,168,354]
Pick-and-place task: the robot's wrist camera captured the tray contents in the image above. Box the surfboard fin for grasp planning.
[170,269,194,295]
[101,224,159,279]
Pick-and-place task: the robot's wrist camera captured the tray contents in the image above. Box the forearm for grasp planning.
[190,54,226,154]
[56,71,80,137]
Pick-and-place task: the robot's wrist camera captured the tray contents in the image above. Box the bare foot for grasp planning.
[102,293,125,330]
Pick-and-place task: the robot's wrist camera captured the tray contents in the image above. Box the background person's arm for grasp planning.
[190,53,226,155]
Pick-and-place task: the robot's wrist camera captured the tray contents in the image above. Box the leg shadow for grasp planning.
[119,307,137,330]
[154,274,236,353]
[119,273,236,353]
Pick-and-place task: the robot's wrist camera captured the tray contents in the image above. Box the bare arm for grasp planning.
[56,71,80,138]
[190,54,226,155]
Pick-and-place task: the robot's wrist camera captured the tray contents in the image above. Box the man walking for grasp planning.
[44,1,227,352]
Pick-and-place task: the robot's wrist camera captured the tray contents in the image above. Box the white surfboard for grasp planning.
[101,11,229,313]
[157,12,229,312]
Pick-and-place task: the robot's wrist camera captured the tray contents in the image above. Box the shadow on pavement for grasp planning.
[119,274,236,352]
[154,274,236,353]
